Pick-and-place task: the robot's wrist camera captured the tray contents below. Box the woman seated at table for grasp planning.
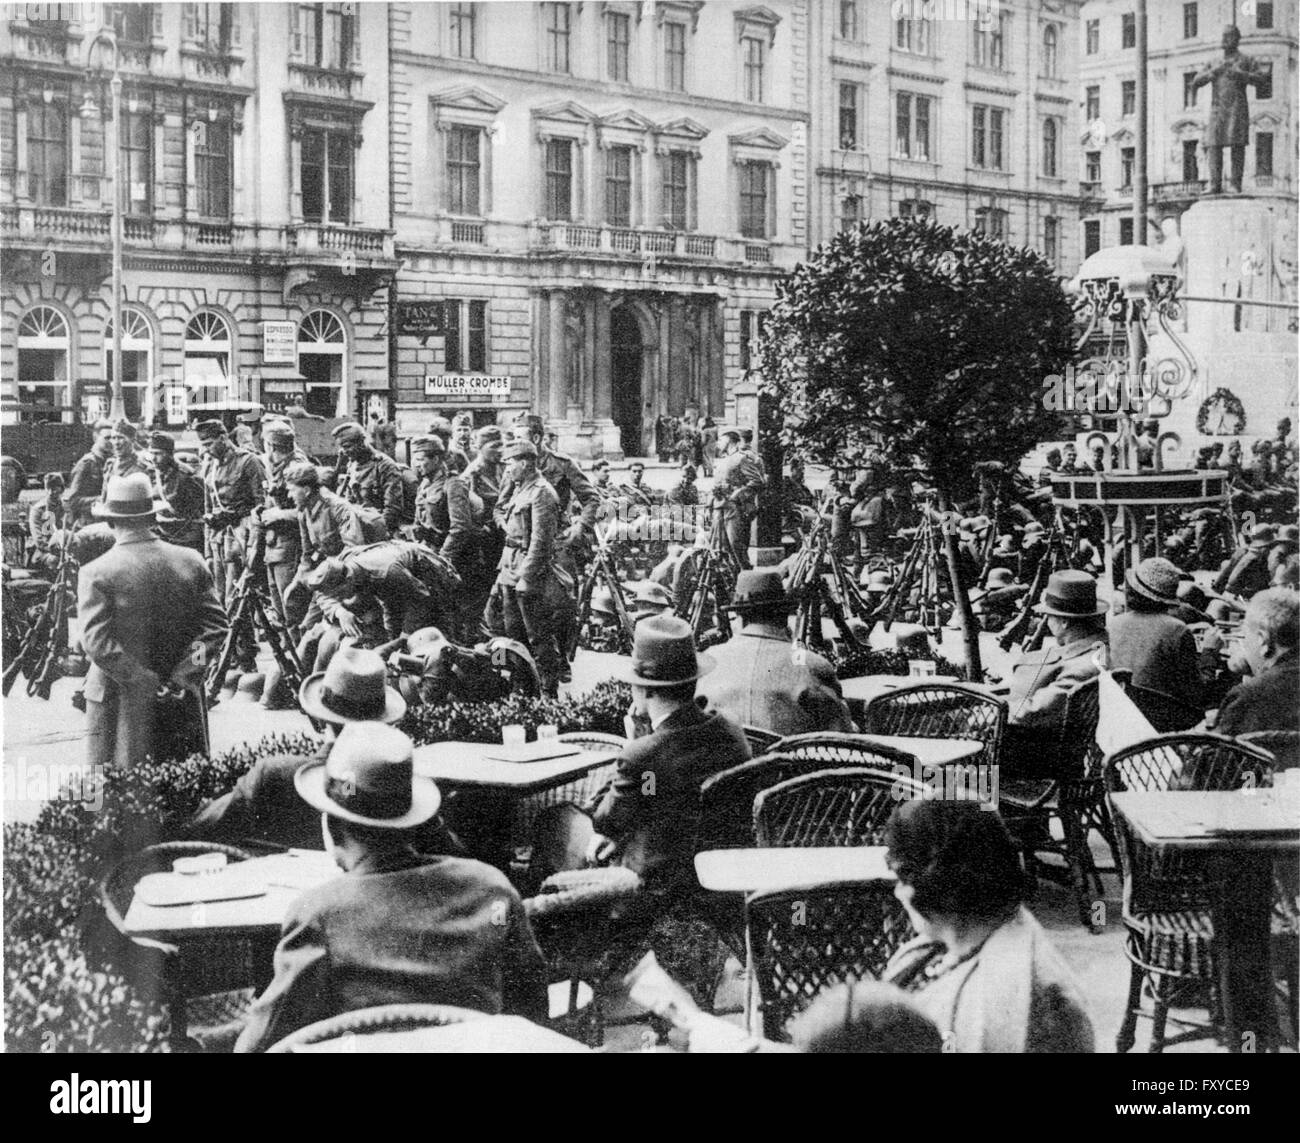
[880,800,1095,1053]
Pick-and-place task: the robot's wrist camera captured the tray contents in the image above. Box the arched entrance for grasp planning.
[610,305,644,457]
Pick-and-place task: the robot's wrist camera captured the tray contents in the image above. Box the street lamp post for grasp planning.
[87,29,124,422]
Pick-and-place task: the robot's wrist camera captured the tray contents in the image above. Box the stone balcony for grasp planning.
[527,221,789,267]
[286,63,367,104]
[1152,180,1206,204]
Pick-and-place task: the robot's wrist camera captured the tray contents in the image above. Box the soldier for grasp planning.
[148,432,205,554]
[260,424,312,623]
[712,429,766,570]
[64,419,115,526]
[619,461,657,509]
[450,412,476,470]
[411,435,477,570]
[464,426,506,618]
[100,420,155,493]
[427,415,465,475]
[491,439,563,696]
[333,420,405,536]
[28,473,66,572]
[196,420,265,642]
[289,462,366,577]
[591,458,615,499]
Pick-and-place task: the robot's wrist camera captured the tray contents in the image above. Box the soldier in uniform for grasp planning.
[333,420,405,536]
[197,419,265,669]
[450,412,477,470]
[28,474,66,572]
[100,420,155,493]
[260,423,312,624]
[64,419,115,526]
[289,462,366,576]
[148,432,205,554]
[491,440,563,696]
[464,427,505,622]
[712,430,767,570]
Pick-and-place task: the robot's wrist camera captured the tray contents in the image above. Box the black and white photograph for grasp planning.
[1,0,1297,1091]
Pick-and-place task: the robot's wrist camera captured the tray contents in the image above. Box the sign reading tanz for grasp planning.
[398,302,447,343]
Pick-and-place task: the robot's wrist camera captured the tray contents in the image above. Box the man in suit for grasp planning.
[534,616,751,916]
[234,722,547,1052]
[1213,588,1300,737]
[79,474,228,771]
[1215,524,1276,602]
[698,569,854,737]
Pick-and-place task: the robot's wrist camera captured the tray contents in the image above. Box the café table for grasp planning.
[694,846,894,895]
[1109,789,1300,1052]
[285,1014,591,1054]
[412,740,617,794]
[849,733,985,769]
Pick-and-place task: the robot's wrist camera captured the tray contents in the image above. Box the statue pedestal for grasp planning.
[1182,196,1281,336]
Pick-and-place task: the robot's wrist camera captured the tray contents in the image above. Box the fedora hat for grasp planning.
[731,568,792,613]
[307,557,351,594]
[1033,570,1109,618]
[295,722,440,831]
[299,645,406,725]
[1126,557,1182,606]
[613,614,714,688]
[93,473,163,520]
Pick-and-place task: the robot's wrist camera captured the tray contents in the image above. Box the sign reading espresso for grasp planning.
[261,321,298,364]
[397,302,447,342]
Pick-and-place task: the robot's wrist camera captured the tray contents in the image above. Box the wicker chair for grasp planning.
[997,677,1118,931]
[753,767,927,849]
[860,682,1008,769]
[97,841,266,1051]
[769,732,922,771]
[1238,731,1300,772]
[742,724,782,755]
[1105,733,1273,1053]
[745,881,913,1041]
[1124,683,1204,733]
[266,1004,488,1053]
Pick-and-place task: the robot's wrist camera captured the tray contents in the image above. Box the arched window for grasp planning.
[1042,24,1058,79]
[17,306,70,423]
[102,307,154,424]
[1042,117,1059,178]
[184,311,234,409]
[297,309,348,417]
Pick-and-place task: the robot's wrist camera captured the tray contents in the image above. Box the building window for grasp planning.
[1183,139,1199,182]
[1041,118,1058,178]
[894,13,930,55]
[1120,146,1134,189]
[607,11,630,82]
[1044,216,1059,266]
[1183,3,1198,39]
[1257,2,1273,30]
[839,1,858,41]
[1042,25,1058,78]
[27,99,68,207]
[184,311,233,405]
[1085,86,1100,123]
[1119,216,1134,245]
[605,145,633,226]
[663,21,686,91]
[544,3,572,74]
[971,105,1004,171]
[297,310,347,418]
[297,3,355,70]
[1256,132,1274,178]
[1085,151,1101,183]
[122,106,153,214]
[443,300,487,375]
[448,3,476,59]
[739,310,768,373]
[895,92,932,161]
[840,193,861,234]
[898,197,933,220]
[660,151,695,230]
[1083,219,1101,258]
[1085,19,1099,54]
[301,127,352,224]
[194,118,230,219]
[1183,71,1198,108]
[16,306,71,423]
[1122,80,1135,116]
[186,2,232,52]
[973,13,1006,69]
[742,36,765,103]
[1255,62,1273,101]
[111,4,152,43]
[974,207,1006,241]
[738,162,771,239]
[544,138,573,221]
[103,308,154,423]
[1122,12,1135,49]
[838,83,861,150]
[446,125,481,215]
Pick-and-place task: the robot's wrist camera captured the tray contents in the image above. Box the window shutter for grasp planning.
[227,4,241,49]
[183,3,198,40]
[767,164,776,239]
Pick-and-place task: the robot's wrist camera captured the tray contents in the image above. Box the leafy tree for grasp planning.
[760,219,1075,674]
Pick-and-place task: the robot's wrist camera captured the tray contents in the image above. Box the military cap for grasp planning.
[149,432,175,453]
[113,419,138,440]
[452,412,474,427]
[331,420,367,442]
[411,435,445,456]
[428,415,454,435]
[266,428,296,449]
[505,439,539,461]
[285,462,321,488]
[93,418,116,432]
[475,425,503,445]
[194,419,227,440]
[514,413,546,436]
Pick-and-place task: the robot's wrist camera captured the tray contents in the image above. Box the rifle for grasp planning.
[3,534,79,700]
[997,539,1052,653]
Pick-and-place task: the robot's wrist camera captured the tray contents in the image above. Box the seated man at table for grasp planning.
[234,722,548,1052]
[697,569,854,737]
[1211,588,1300,738]
[182,646,462,855]
[1000,570,1110,775]
[532,615,751,918]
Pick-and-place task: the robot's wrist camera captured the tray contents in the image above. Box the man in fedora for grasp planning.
[1003,569,1107,743]
[80,474,228,771]
[698,569,853,737]
[234,722,547,1052]
[533,615,750,914]
[1110,557,1204,722]
[1214,523,1276,602]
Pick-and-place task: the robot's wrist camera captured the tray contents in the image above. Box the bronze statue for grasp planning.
[1192,24,1267,195]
